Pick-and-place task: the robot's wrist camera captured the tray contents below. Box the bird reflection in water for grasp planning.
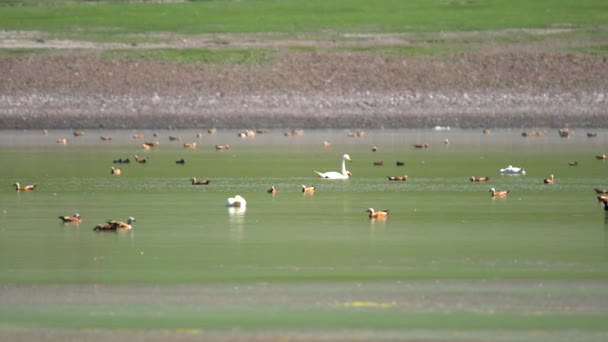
[228,206,246,243]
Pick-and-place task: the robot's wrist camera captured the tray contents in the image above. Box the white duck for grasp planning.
[226,195,246,208]
[314,154,352,179]
[499,165,526,175]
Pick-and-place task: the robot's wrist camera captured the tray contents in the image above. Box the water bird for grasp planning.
[226,195,246,208]
[93,217,136,231]
[568,161,578,166]
[267,186,277,194]
[323,141,332,147]
[469,176,490,182]
[132,134,145,140]
[208,128,217,135]
[597,195,608,203]
[100,136,112,141]
[113,158,130,164]
[191,178,210,185]
[396,161,405,167]
[111,167,122,175]
[14,182,36,191]
[587,132,598,138]
[371,146,378,152]
[499,165,526,175]
[596,155,607,160]
[595,188,608,194]
[483,129,491,135]
[367,208,389,219]
[183,142,196,149]
[387,176,407,181]
[73,131,85,137]
[215,145,230,151]
[56,138,68,144]
[414,144,429,149]
[302,185,316,194]
[558,128,571,138]
[143,141,159,148]
[59,213,81,224]
[373,161,384,166]
[176,159,185,165]
[543,174,555,184]
[314,154,352,179]
[169,136,180,141]
[490,187,509,198]
[134,155,147,163]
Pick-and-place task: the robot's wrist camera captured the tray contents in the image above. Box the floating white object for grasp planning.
[226,195,246,208]
[499,165,526,175]
[314,154,352,179]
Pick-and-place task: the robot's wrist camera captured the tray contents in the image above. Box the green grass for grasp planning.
[0,0,606,37]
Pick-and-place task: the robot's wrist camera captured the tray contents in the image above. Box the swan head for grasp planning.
[343,154,352,162]
[489,188,496,192]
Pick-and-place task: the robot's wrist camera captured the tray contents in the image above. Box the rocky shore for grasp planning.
[1,51,607,129]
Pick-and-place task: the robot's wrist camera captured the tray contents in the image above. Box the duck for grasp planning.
[183,142,196,149]
[373,161,384,166]
[314,154,352,179]
[469,176,490,182]
[596,155,607,160]
[568,161,578,166]
[387,176,407,181]
[56,138,68,145]
[215,144,230,151]
[226,195,246,208]
[543,174,555,184]
[111,167,121,175]
[595,188,608,194]
[597,195,608,203]
[100,136,112,141]
[499,165,526,175]
[302,185,316,194]
[132,134,145,140]
[367,208,389,219]
[59,213,81,224]
[14,182,36,191]
[144,141,160,148]
[323,141,332,148]
[191,178,210,185]
[414,144,429,149]
[175,158,185,165]
[396,161,405,167]
[93,217,136,231]
[267,186,277,194]
[490,187,509,198]
[113,158,130,164]
[134,155,147,163]
[587,132,598,138]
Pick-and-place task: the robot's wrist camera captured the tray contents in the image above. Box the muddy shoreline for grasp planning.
[1,52,607,129]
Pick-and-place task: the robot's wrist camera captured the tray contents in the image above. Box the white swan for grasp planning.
[226,195,246,208]
[314,154,352,179]
[499,165,526,175]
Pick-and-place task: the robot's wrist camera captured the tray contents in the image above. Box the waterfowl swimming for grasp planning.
[558,128,571,138]
[595,188,608,194]
[499,165,526,175]
[176,159,185,165]
[113,158,130,164]
[323,141,332,148]
[597,195,608,203]
[111,167,122,175]
[134,155,147,163]
[367,208,389,219]
[267,186,277,194]
[144,141,160,148]
[587,132,598,138]
[169,136,180,141]
[373,161,384,166]
[14,182,36,191]
[100,136,112,141]
[93,217,136,231]
[314,154,352,179]
[396,161,405,167]
[132,134,145,140]
[215,144,230,151]
[73,131,85,137]
[183,142,196,149]
[469,176,490,182]
[596,155,607,160]
[490,187,509,198]
[226,195,246,208]
[302,185,316,194]
[191,178,210,185]
[568,161,578,166]
[543,174,555,184]
[56,138,68,144]
[59,213,81,224]
[414,144,429,149]
[387,176,407,181]
[371,146,378,152]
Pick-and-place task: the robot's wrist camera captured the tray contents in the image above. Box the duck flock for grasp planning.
[13,128,608,231]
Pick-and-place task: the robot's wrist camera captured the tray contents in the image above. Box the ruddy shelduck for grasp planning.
[56,138,68,145]
[543,174,555,184]
[597,195,608,203]
[59,213,81,224]
[489,187,509,198]
[14,182,36,191]
[191,178,210,185]
[267,186,277,194]
[100,136,112,141]
[143,141,159,148]
[470,176,490,182]
[367,208,389,219]
[595,188,608,194]
[111,167,122,175]
[134,155,147,163]
[387,176,407,181]
[93,217,136,231]
[302,185,316,194]
[132,134,145,140]
[597,155,607,160]
[183,142,196,149]
[414,144,429,149]
[215,144,230,151]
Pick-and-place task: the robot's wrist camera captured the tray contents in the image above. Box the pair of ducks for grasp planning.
[58,214,136,231]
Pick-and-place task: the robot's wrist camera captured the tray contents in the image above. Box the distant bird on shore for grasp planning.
[367,208,389,219]
[59,213,81,224]
[14,182,36,191]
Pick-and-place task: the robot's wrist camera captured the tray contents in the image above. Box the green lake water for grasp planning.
[1,128,607,339]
